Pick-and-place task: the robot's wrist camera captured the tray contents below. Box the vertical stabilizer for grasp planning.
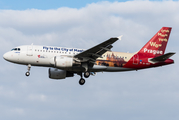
[138,27,172,57]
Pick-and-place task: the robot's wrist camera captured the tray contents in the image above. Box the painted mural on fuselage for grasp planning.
[96,51,133,67]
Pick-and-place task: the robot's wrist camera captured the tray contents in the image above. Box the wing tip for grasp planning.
[117,35,123,40]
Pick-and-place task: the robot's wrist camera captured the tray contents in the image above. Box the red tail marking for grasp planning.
[137,27,172,57]
[123,27,172,69]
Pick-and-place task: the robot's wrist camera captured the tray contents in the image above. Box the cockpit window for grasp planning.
[11,48,15,51]
[11,48,21,51]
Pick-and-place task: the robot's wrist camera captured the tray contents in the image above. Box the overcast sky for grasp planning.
[0,0,179,120]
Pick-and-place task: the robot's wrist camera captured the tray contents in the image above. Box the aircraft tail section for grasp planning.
[137,27,172,57]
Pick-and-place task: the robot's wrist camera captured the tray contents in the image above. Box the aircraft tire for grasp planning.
[84,72,90,78]
[79,78,85,85]
[25,72,30,76]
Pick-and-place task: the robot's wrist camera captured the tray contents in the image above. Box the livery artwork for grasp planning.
[38,55,47,58]
[96,53,127,67]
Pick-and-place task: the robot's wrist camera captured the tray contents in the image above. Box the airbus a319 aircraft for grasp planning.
[3,27,175,85]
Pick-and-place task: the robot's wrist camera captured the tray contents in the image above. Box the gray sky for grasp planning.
[0,1,179,120]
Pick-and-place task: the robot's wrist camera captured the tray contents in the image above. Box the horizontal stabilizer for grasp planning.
[150,52,175,62]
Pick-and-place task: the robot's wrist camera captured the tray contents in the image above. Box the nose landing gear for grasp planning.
[25,72,30,76]
[25,64,31,76]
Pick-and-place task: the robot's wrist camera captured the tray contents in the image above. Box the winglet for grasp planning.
[117,35,123,40]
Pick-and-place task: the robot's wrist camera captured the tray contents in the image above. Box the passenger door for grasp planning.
[27,45,33,56]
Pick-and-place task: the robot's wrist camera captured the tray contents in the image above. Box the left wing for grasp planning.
[74,37,120,64]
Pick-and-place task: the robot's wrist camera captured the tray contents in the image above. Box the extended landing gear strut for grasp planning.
[78,72,90,85]
[78,72,85,85]
[25,64,31,76]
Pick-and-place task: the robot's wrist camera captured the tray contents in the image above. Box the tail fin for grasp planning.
[138,27,172,57]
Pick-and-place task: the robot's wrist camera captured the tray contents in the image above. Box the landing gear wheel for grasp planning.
[79,78,85,85]
[84,72,90,78]
[25,72,30,76]
[25,64,31,77]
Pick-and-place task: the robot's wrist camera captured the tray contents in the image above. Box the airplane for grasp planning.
[3,27,175,85]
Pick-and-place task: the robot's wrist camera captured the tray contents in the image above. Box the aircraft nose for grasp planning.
[3,52,10,61]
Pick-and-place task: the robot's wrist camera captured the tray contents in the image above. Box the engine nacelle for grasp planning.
[49,68,74,79]
[55,56,73,67]
[50,56,74,68]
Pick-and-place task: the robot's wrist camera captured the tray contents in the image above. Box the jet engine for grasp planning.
[55,56,73,67]
[50,56,81,68]
[49,68,74,79]
[50,56,80,68]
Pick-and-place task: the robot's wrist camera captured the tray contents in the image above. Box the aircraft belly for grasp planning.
[105,67,134,72]
[90,65,134,72]
[88,65,107,72]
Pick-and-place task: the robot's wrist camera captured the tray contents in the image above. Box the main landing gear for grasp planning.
[79,78,85,85]
[78,72,90,85]
[84,71,90,78]
[25,64,31,76]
